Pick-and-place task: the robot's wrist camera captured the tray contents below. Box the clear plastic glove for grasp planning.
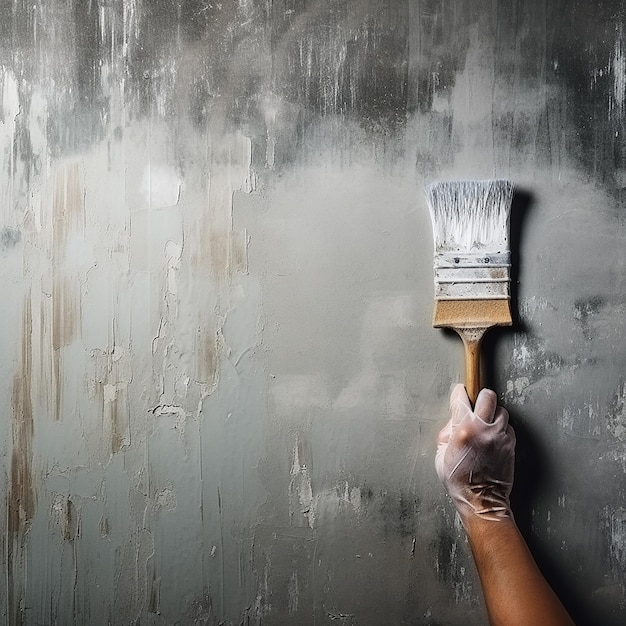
[435,384,516,522]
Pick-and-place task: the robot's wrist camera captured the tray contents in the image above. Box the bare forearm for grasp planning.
[462,515,574,626]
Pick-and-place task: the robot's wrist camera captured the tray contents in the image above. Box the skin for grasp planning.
[437,385,575,626]
[463,513,575,626]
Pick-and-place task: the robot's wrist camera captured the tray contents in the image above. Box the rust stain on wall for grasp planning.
[191,135,253,285]
[52,163,83,351]
[51,163,85,421]
[9,294,35,533]
[194,325,219,388]
[7,294,36,626]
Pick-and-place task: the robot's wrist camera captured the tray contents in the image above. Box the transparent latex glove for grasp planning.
[435,384,516,522]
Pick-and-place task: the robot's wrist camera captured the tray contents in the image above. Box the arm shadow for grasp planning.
[507,413,596,626]
[481,188,595,624]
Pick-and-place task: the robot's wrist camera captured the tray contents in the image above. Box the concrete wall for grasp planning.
[1,1,625,624]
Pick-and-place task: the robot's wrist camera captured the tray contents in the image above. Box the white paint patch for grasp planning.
[558,399,602,439]
[103,382,127,403]
[1,65,20,123]
[511,335,534,370]
[0,67,22,224]
[316,481,362,518]
[140,163,181,209]
[505,376,530,404]
[61,230,96,275]
[518,296,550,318]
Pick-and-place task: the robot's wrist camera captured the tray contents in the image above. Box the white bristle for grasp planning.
[425,180,514,252]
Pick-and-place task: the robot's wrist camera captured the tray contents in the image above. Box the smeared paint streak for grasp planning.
[607,381,626,442]
[605,381,626,470]
[287,570,299,614]
[0,66,21,223]
[605,508,626,569]
[601,506,626,604]
[289,440,315,528]
[254,555,272,619]
[612,25,626,115]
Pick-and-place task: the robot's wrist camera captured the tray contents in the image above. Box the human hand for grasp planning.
[435,384,516,522]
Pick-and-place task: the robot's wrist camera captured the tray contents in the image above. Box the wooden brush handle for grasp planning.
[456,328,488,405]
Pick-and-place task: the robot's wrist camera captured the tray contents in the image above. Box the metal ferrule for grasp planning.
[434,251,511,300]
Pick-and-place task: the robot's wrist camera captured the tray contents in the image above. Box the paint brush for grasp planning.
[425,180,514,405]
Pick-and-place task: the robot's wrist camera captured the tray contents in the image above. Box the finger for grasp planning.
[434,444,446,481]
[449,383,471,424]
[473,388,497,424]
[492,405,510,431]
[505,423,516,444]
[437,420,453,446]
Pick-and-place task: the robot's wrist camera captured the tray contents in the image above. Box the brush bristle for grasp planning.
[425,179,514,252]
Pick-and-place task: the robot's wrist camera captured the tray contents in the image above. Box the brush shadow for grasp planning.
[508,187,534,329]
[482,187,534,390]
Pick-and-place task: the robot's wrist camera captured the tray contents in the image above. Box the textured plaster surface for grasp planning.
[0,1,625,624]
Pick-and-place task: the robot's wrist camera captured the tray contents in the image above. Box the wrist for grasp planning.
[448,489,513,523]
[459,509,517,538]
